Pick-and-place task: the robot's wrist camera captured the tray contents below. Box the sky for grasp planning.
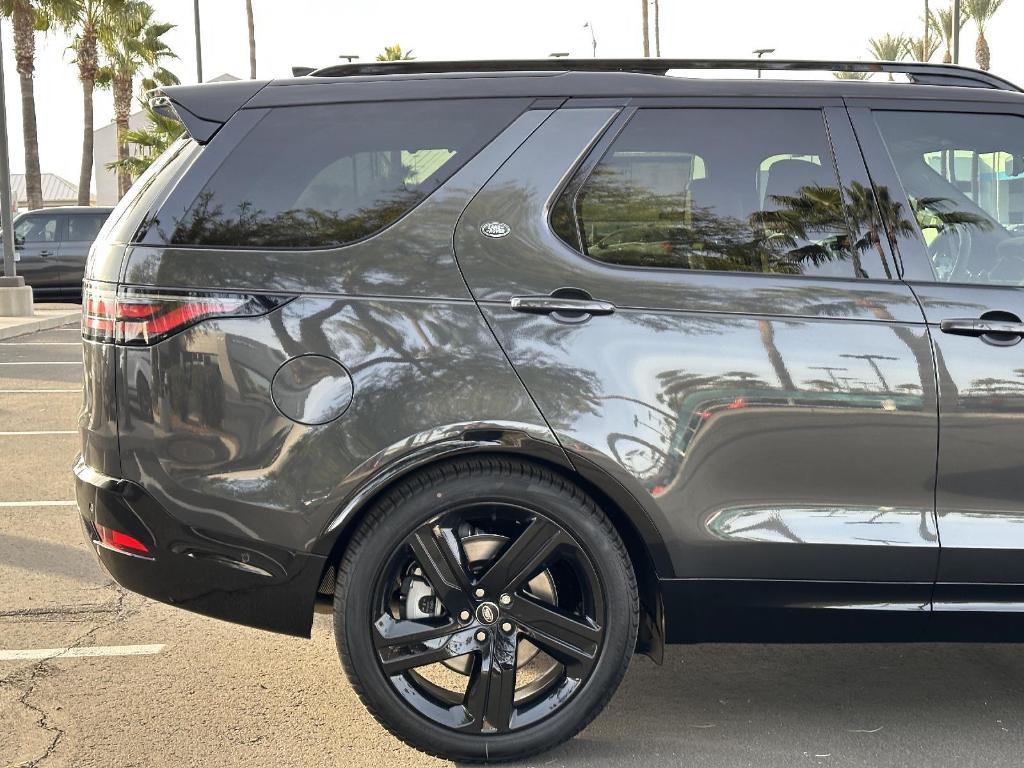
[2,0,1024,189]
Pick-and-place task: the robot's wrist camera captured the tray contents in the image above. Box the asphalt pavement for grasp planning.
[3,319,1024,768]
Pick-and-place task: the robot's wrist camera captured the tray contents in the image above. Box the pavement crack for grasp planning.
[1,585,133,766]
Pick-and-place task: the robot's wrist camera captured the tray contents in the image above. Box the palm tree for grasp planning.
[834,70,871,80]
[66,0,135,206]
[1,0,70,209]
[928,5,969,63]
[963,0,1005,70]
[108,102,182,177]
[245,0,255,79]
[653,0,660,56]
[376,44,414,61]
[98,0,176,199]
[641,0,650,56]
[868,34,911,80]
[907,33,941,61]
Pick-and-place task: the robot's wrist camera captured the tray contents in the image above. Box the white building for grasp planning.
[93,110,149,207]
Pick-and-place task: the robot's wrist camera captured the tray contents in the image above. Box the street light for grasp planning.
[583,22,597,58]
[753,47,775,79]
[952,0,961,64]
[193,0,203,82]
[549,52,570,58]
[0,19,30,317]
[338,54,359,62]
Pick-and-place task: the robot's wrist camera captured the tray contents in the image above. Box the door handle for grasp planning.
[39,250,53,257]
[510,296,616,316]
[940,316,1024,346]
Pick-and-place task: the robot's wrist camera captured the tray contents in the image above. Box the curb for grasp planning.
[0,311,80,341]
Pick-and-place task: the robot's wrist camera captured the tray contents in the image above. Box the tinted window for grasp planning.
[98,136,198,245]
[170,99,526,249]
[875,110,1024,285]
[67,213,108,242]
[553,109,874,278]
[15,214,60,243]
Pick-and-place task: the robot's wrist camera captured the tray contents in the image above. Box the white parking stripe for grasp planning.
[0,361,81,365]
[0,500,76,507]
[0,644,164,661]
[0,342,81,346]
[0,430,76,436]
[0,389,82,393]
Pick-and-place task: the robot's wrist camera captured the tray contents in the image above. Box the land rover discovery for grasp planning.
[76,58,1024,761]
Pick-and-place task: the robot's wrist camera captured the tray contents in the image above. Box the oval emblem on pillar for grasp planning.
[480,221,511,238]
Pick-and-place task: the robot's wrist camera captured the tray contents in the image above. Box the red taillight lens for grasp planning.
[82,285,117,343]
[82,283,288,346]
[94,522,150,555]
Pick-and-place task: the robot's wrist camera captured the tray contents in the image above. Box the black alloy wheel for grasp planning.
[335,457,639,763]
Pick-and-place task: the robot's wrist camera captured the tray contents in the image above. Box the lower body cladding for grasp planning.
[75,455,1024,645]
[74,458,325,637]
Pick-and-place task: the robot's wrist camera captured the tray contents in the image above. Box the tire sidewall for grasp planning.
[336,463,637,762]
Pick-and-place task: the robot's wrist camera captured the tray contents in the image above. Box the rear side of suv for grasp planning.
[76,59,1024,762]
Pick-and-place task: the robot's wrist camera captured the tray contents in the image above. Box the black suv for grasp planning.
[7,206,113,298]
[76,58,1024,762]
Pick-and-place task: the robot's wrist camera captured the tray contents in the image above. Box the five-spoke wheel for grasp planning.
[335,458,638,762]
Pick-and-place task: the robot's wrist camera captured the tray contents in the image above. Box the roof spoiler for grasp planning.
[147,79,271,143]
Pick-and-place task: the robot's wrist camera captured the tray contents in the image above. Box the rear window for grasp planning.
[96,137,198,246]
[169,99,527,249]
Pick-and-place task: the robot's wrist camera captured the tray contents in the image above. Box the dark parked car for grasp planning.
[5,205,113,299]
[75,58,1024,761]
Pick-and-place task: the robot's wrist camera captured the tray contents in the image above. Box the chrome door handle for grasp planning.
[39,250,53,257]
[939,318,1024,337]
[510,296,615,315]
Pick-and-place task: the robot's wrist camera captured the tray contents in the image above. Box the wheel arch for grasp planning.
[312,429,669,661]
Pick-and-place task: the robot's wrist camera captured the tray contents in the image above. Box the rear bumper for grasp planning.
[74,456,325,637]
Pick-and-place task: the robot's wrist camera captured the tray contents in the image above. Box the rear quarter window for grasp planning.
[169,99,528,249]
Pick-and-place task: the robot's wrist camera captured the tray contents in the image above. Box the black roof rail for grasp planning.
[309,57,1022,92]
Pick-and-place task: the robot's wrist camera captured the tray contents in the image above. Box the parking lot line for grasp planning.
[0,430,77,435]
[0,361,82,365]
[0,644,164,661]
[0,388,82,393]
[0,341,81,346]
[0,500,76,507]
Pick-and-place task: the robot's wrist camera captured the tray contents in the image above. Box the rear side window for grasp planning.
[67,214,108,241]
[170,99,527,249]
[552,108,880,279]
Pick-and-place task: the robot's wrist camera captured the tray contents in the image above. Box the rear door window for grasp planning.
[67,214,108,242]
[874,110,1024,284]
[552,108,884,279]
[170,99,528,249]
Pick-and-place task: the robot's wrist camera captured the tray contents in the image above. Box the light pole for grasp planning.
[584,22,597,58]
[0,20,30,317]
[952,0,961,64]
[338,55,359,63]
[193,0,203,82]
[753,48,775,78]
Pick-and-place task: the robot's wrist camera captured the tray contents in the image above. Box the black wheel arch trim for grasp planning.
[312,427,670,663]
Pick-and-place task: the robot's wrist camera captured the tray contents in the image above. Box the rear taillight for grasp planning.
[82,283,289,346]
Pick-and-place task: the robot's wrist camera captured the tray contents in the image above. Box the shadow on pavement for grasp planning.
[490,643,1024,768]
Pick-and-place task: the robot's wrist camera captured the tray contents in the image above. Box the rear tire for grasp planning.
[334,456,639,763]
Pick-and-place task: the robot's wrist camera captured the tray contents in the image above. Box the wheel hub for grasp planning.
[475,601,499,625]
